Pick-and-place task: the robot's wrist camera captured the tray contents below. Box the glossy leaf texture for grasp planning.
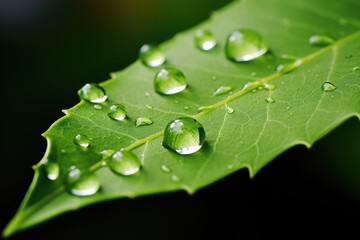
[4,0,360,237]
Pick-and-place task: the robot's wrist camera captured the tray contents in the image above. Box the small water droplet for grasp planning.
[257,86,264,90]
[154,68,187,95]
[174,100,179,104]
[139,44,165,67]
[309,34,334,46]
[66,167,100,196]
[285,106,291,111]
[265,96,275,103]
[108,150,141,176]
[212,86,232,96]
[194,29,217,51]
[239,140,244,145]
[322,82,336,92]
[251,72,257,76]
[227,164,234,170]
[212,76,217,80]
[352,66,360,75]
[100,149,115,159]
[78,83,107,103]
[225,29,268,62]
[264,83,275,90]
[276,60,302,73]
[93,104,103,110]
[108,104,126,121]
[161,164,172,173]
[145,92,150,97]
[197,105,214,113]
[74,134,90,148]
[163,117,206,155]
[184,106,190,110]
[226,106,234,114]
[42,159,59,181]
[171,175,181,182]
[145,104,153,109]
[135,117,153,127]
[242,81,260,91]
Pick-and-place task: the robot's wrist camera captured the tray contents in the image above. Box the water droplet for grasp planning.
[184,106,190,110]
[161,164,172,173]
[239,140,244,145]
[251,72,257,76]
[78,83,107,103]
[154,68,187,95]
[108,150,141,176]
[145,104,153,109]
[264,83,275,90]
[309,34,334,46]
[145,92,150,97]
[212,76,217,80]
[322,82,336,92]
[100,149,115,159]
[135,117,153,127]
[66,167,100,196]
[265,96,275,103]
[226,106,234,114]
[276,60,302,73]
[74,134,90,148]
[257,86,264,90]
[163,117,206,155]
[194,29,217,51]
[171,175,181,182]
[212,86,232,96]
[227,164,234,170]
[285,106,291,111]
[108,104,126,121]
[225,29,268,62]
[139,44,166,67]
[42,159,59,181]
[93,104,102,110]
[174,100,179,104]
[242,81,260,91]
[197,105,214,113]
[352,66,360,75]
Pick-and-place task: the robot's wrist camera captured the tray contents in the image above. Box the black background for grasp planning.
[1,0,359,239]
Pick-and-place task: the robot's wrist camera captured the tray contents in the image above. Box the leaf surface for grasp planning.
[4,0,360,236]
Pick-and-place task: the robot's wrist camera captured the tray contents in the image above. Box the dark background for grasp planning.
[1,0,359,239]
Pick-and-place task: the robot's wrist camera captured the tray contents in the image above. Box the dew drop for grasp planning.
[66,167,100,196]
[108,104,126,121]
[74,134,90,148]
[93,104,103,110]
[225,29,268,62]
[226,106,234,114]
[251,72,257,76]
[285,106,291,111]
[154,67,187,95]
[227,164,234,170]
[322,82,336,92]
[108,150,141,176]
[161,164,172,173]
[42,159,59,181]
[276,60,302,73]
[145,104,153,109]
[171,175,181,182]
[78,83,107,103]
[194,29,217,51]
[264,83,275,90]
[145,92,151,97]
[309,34,334,47]
[197,105,214,113]
[265,96,275,103]
[100,149,115,159]
[352,66,360,75]
[163,117,206,155]
[135,117,153,127]
[212,86,232,96]
[139,44,166,67]
[184,106,190,110]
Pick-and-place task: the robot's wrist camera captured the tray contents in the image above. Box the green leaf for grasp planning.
[4,0,360,237]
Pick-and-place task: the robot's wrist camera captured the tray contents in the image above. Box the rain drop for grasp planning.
[264,83,275,90]
[135,117,153,127]
[322,82,336,92]
[309,34,334,47]
[171,175,181,182]
[42,159,59,181]
[74,134,90,148]
[276,60,302,73]
[163,117,206,155]
[108,150,141,176]
[66,167,100,196]
[161,164,172,173]
[108,104,126,121]
[154,67,187,95]
[352,66,360,75]
[139,44,166,67]
[194,29,217,51]
[225,29,268,62]
[212,86,232,96]
[78,83,107,103]
[265,96,275,103]
[226,106,234,114]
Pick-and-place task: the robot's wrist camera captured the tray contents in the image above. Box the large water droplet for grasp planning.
[74,134,90,148]
[78,83,107,103]
[154,68,187,95]
[194,29,217,51]
[66,167,100,196]
[108,104,126,121]
[135,117,153,127]
[139,44,166,67]
[108,150,141,176]
[42,159,59,181]
[322,82,336,92]
[163,117,206,155]
[309,34,334,46]
[225,29,268,62]
[212,86,232,96]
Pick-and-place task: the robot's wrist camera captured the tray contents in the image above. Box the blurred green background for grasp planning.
[1,0,359,239]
